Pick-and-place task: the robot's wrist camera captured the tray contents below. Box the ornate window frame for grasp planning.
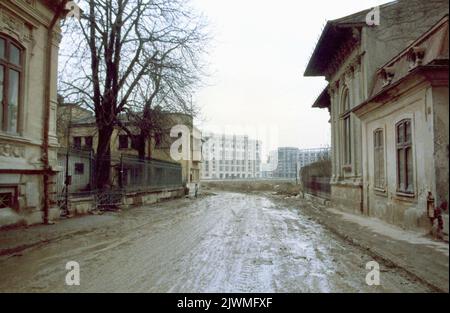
[395,118,415,195]
[0,33,24,135]
[373,128,386,192]
[340,87,352,170]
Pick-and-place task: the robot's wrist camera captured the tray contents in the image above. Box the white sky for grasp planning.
[192,0,389,157]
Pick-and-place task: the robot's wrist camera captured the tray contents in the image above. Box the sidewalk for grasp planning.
[0,194,206,258]
[282,195,449,293]
[0,214,119,257]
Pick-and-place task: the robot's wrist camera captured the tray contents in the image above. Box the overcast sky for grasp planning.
[191,0,389,158]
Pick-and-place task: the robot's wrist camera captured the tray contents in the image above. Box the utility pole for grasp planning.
[63,105,73,217]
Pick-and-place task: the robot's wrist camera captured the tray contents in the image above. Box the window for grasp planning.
[373,129,385,190]
[84,136,93,149]
[0,36,23,134]
[119,135,129,149]
[73,136,82,149]
[0,192,13,209]
[74,163,85,175]
[396,119,414,194]
[130,138,139,150]
[342,89,352,166]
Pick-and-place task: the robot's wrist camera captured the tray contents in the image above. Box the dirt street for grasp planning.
[0,192,434,292]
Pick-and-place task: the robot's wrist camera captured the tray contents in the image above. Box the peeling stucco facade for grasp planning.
[305,0,449,232]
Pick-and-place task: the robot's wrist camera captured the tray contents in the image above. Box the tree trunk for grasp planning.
[95,125,114,190]
[137,134,146,160]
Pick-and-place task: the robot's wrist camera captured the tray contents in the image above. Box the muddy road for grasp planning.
[0,192,433,292]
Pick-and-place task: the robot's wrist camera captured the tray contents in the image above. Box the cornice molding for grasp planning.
[1,0,51,29]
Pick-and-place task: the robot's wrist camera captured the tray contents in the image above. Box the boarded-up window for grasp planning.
[374,129,385,189]
[396,119,414,194]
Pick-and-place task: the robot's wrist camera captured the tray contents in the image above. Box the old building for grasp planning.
[353,16,448,232]
[0,0,67,227]
[150,113,203,188]
[56,99,93,149]
[58,106,201,190]
[201,133,261,180]
[305,0,449,232]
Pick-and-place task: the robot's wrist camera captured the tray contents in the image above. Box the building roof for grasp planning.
[353,15,449,114]
[311,86,331,109]
[42,0,69,13]
[278,147,300,151]
[372,16,448,95]
[304,1,399,77]
[69,107,194,128]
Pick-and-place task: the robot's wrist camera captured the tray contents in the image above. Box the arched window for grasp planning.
[342,88,350,113]
[0,35,23,134]
[396,119,414,194]
[341,89,351,166]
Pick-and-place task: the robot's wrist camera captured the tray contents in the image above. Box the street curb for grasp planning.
[0,228,90,257]
[0,241,50,257]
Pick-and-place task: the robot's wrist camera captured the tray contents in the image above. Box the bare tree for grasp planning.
[59,0,207,189]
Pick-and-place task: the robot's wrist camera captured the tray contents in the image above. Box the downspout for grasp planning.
[42,0,68,224]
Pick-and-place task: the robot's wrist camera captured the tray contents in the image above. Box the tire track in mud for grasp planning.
[0,192,436,292]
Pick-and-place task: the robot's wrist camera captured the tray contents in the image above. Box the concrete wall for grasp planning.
[331,184,363,214]
[432,85,449,237]
[58,187,185,218]
[432,86,449,211]
[123,187,185,207]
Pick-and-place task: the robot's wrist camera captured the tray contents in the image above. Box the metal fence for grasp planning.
[119,155,183,192]
[56,148,95,213]
[55,151,183,212]
[56,148,95,196]
[303,176,331,200]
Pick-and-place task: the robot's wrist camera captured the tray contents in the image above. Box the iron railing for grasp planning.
[56,150,183,212]
[56,148,95,195]
[119,155,183,192]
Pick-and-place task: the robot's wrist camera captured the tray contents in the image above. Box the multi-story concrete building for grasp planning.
[274,147,299,179]
[201,133,261,180]
[297,148,330,170]
[261,150,278,178]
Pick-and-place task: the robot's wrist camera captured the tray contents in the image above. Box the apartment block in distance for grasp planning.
[297,147,330,170]
[274,147,299,179]
[201,133,261,180]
